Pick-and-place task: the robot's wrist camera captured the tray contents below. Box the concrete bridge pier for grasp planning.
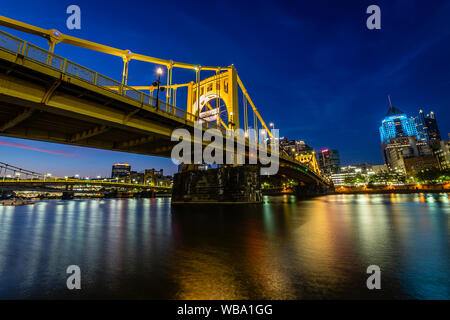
[295,182,333,198]
[62,191,74,200]
[61,184,74,200]
[172,165,262,204]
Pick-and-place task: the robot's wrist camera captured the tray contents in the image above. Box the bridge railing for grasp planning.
[0,29,225,132]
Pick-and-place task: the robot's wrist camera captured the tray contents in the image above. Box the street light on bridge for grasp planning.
[153,67,165,111]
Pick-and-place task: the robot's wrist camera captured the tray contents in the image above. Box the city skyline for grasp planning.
[1,0,450,176]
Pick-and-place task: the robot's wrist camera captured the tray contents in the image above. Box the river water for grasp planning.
[0,194,449,299]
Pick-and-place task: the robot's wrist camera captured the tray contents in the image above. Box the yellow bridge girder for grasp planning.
[0,179,171,190]
[294,153,321,175]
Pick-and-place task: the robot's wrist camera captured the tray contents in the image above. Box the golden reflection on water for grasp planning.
[168,193,450,299]
[0,194,449,299]
[174,248,244,300]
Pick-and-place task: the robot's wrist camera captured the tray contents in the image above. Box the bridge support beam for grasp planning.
[0,108,33,132]
[172,165,262,204]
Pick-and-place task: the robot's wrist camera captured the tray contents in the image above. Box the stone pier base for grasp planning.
[172,165,262,204]
[295,183,333,198]
[62,191,74,200]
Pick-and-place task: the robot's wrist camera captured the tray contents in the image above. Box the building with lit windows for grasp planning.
[279,137,314,157]
[111,163,131,178]
[317,149,340,175]
[379,103,419,144]
[435,138,450,170]
[416,110,441,145]
[383,136,434,173]
[379,99,442,173]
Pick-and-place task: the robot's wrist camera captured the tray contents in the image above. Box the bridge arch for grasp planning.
[187,69,239,129]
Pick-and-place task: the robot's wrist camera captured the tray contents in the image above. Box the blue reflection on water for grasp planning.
[0,194,448,299]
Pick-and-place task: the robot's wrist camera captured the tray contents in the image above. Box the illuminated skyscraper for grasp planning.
[379,97,418,144]
[416,110,441,144]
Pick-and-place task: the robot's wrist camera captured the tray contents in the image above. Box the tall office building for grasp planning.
[317,149,340,175]
[111,163,131,178]
[416,110,441,144]
[379,98,418,144]
[379,99,441,174]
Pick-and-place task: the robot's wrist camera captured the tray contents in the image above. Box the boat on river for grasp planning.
[1,199,35,206]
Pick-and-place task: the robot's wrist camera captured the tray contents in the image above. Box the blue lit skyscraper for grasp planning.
[379,97,418,144]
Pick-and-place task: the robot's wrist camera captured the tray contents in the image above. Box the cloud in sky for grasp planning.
[0,139,82,158]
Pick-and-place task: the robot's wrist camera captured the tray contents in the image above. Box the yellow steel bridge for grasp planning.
[0,161,170,191]
[0,16,330,187]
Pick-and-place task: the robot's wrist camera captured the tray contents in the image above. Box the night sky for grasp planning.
[1,0,449,176]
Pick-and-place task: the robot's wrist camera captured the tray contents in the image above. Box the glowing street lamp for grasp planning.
[153,67,165,110]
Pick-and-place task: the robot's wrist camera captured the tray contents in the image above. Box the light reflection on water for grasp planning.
[0,194,449,299]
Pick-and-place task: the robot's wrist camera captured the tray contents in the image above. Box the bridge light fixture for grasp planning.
[47,173,51,176]
[157,67,163,75]
[75,174,79,178]
[64,176,68,179]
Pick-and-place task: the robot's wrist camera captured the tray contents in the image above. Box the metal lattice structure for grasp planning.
[0,162,170,190]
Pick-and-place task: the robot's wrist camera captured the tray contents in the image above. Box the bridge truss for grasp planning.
[0,162,170,190]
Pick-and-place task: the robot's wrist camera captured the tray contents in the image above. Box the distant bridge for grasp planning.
[0,162,170,193]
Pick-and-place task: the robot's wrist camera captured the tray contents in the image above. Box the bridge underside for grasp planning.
[0,52,188,157]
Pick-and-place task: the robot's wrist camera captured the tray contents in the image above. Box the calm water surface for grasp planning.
[0,194,449,299]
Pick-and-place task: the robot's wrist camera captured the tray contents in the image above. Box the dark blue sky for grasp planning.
[1,0,449,176]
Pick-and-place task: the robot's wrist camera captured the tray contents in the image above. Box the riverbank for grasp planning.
[335,184,450,194]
